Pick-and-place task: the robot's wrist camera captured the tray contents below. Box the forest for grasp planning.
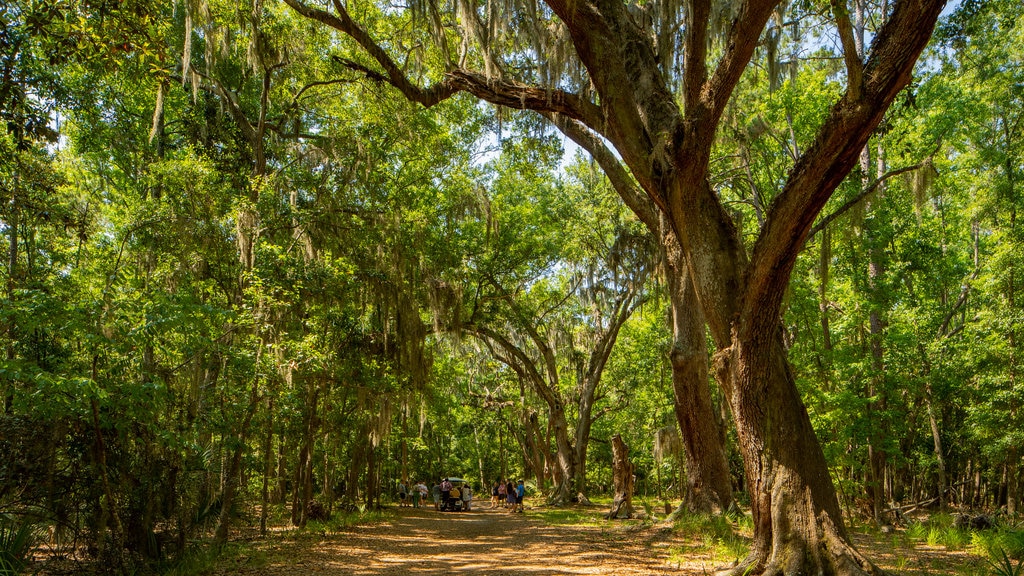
[1,0,1023,574]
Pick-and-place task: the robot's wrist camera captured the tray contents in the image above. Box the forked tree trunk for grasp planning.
[606,434,635,520]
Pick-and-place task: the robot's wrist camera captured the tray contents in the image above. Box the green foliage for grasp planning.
[668,511,750,566]
[0,518,34,576]
[973,529,1024,561]
[0,0,1022,571]
[988,549,1024,576]
[527,506,606,527]
[159,541,264,576]
[305,508,394,534]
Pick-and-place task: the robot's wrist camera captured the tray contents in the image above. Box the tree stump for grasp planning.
[606,434,635,519]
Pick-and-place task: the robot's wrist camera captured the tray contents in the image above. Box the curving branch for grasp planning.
[543,112,660,231]
[286,0,604,131]
[807,161,928,239]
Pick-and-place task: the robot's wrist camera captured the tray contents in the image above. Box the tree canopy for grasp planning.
[2,0,1024,574]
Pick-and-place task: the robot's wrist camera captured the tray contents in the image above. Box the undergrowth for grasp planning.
[528,506,605,527]
[304,507,394,534]
[898,512,1024,575]
[158,541,264,576]
[0,517,35,576]
[667,511,750,566]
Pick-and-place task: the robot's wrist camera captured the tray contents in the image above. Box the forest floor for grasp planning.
[203,501,990,576]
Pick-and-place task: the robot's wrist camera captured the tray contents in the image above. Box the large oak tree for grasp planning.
[285,0,946,572]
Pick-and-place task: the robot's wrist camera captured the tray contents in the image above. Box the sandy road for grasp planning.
[226,504,675,575]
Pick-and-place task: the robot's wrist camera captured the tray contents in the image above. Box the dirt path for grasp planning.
[229,504,673,575]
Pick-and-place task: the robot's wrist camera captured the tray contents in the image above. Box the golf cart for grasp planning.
[443,478,467,511]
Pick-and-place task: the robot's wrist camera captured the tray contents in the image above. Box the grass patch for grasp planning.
[667,511,750,567]
[902,513,973,551]
[973,528,1024,561]
[304,508,395,534]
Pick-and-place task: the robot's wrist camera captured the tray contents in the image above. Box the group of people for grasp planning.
[398,477,525,512]
[491,479,525,513]
[398,478,474,511]
[397,480,430,508]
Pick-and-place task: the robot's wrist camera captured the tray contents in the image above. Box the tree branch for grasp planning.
[285,0,456,107]
[742,0,947,333]
[683,0,710,114]
[807,161,926,239]
[543,112,659,231]
[831,0,864,99]
[699,0,784,131]
[288,0,604,130]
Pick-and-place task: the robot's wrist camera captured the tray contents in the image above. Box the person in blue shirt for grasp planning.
[515,479,525,513]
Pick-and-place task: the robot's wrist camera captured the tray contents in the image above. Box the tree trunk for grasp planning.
[4,180,18,413]
[574,389,595,497]
[548,405,577,505]
[606,434,635,519]
[865,156,888,525]
[214,378,260,545]
[925,383,947,510]
[260,395,274,536]
[721,337,882,576]
[274,435,287,505]
[663,225,733,514]
[527,411,550,493]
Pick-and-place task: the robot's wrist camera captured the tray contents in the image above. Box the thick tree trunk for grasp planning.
[720,337,883,576]
[574,394,593,497]
[548,405,578,505]
[663,227,734,514]
[606,434,635,519]
[526,411,550,493]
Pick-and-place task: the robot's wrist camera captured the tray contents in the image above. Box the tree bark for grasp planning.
[606,434,635,519]
[260,394,274,536]
[663,227,733,514]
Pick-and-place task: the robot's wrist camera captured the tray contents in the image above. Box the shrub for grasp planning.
[0,518,34,576]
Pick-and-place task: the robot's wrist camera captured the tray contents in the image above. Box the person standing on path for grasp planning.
[416,481,428,508]
[431,482,441,510]
[411,481,423,508]
[497,479,507,508]
[515,480,525,513]
[490,480,500,508]
[505,480,516,511]
[440,478,453,511]
[462,482,473,511]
